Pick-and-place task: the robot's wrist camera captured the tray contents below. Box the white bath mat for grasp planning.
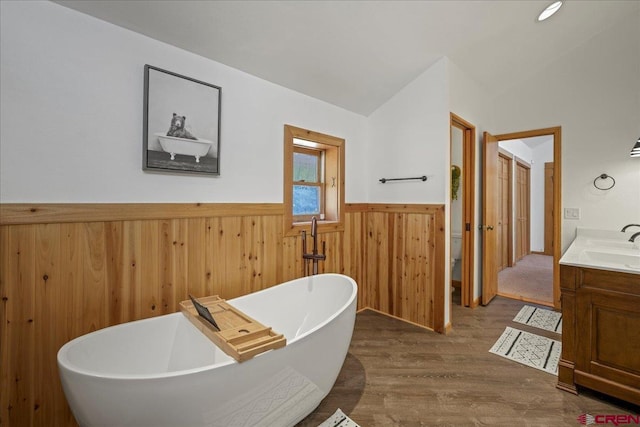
[318,409,360,427]
[489,326,561,375]
[208,366,323,427]
[513,305,562,334]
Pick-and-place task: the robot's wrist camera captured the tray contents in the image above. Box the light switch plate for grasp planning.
[564,207,580,220]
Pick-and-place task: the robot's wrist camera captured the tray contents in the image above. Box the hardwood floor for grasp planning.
[298,294,638,426]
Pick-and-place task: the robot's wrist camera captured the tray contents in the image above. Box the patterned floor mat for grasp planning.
[489,326,561,375]
[513,305,562,334]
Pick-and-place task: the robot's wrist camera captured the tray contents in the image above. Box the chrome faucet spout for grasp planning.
[622,224,640,232]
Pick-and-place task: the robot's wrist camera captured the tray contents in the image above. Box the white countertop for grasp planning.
[559,228,640,275]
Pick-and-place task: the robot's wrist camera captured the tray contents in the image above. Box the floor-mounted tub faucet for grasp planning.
[302,216,326,275]
[621,224,640,232]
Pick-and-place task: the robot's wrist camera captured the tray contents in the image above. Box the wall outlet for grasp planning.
[564,207,581,220]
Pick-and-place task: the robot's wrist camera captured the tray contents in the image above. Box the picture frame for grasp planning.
[143,65,221,175]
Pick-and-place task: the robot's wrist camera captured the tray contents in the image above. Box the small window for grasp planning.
[284,125,345,237]
[293,147,323,220]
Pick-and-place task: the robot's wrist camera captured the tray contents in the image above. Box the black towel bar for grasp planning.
[379,176,427,184]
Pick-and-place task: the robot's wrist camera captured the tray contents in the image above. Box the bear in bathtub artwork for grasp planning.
[166,113,197,140]
[143,64,221,175]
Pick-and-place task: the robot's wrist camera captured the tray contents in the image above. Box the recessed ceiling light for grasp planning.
[538,1,563,22]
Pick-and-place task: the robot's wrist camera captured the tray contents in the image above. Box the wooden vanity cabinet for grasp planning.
[557,265,640,405]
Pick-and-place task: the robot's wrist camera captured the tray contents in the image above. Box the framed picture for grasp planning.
[143,65,221,175]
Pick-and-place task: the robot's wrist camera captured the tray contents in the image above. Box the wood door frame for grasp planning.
[544,162,554,256]
[493,127,562,309]
[450,113,476,309]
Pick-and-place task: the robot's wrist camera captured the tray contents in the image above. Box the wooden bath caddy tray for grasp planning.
[179,295,286,362]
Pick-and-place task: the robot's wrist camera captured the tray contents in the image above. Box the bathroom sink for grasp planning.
[582,250,640,270]
[560,229,640,274]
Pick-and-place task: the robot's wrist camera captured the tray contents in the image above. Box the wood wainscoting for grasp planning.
[353,204,445,330]
[0,202,444,426]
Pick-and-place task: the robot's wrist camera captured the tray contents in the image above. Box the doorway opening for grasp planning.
[496,136,554,307]
[450,113,476,310]
[482,127,561,309]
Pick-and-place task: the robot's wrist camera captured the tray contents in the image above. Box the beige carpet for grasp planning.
[498,254,553,305]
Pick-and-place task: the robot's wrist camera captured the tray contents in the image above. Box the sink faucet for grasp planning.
[629,231,640,243]
[621,224,640,232]
[301,216,326,275]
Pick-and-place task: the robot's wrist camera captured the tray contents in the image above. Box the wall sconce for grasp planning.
[631,137,640,158]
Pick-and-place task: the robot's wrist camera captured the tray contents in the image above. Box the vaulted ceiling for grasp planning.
[54,0,639,116]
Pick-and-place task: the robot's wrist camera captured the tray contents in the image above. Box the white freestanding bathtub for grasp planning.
[57,274,357,427]
[155,133,213,162]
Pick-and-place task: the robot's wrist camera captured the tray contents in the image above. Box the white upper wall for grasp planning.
[0,1,369,203]
[491,11,640,250]
[367,58,449,204]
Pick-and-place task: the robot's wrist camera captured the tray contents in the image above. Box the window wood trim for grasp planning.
[284,125,345,237]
